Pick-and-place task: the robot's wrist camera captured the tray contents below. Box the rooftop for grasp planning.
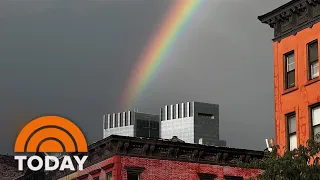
[42,135,265,179]
[258,0,320,41]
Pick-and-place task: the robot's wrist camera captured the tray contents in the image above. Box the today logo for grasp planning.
[14,116,88,171]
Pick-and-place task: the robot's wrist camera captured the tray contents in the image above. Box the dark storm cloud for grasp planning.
[134,0,290,150]
[0,0,171,153]
[0,0,289,153]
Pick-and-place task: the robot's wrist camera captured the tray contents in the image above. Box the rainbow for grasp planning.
[119,0,204,110]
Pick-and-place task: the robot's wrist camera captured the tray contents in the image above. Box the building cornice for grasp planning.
[19,135,265,180]
[258,0,320,41]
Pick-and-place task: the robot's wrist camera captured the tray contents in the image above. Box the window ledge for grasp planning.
[305,77,320,87]
[283,87,298,95]
[125,166,145,174]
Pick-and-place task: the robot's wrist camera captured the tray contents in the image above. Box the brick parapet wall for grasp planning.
[120,156,262,180]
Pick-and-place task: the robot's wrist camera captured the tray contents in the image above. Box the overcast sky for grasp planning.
[0,0,290,154]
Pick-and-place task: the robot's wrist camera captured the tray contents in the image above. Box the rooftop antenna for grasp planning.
[265,138,274,152]
[44,152,55,163]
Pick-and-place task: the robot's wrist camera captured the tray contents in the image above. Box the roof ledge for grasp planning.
[258,0,320,41]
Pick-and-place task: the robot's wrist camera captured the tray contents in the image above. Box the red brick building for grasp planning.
[19,135,263,180]
[259,0,320,154]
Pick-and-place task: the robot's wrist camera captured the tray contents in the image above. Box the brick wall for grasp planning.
[273,22,320,154]
[120,156,262,180]
[58,157,116,180]
[59,155,262,180]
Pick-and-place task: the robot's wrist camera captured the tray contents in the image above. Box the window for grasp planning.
[126,167,144,180]
[198,173,216,180]
[106,172,113,180]
[136,119,149,137]
[198,113,215,119]
[101,164,114,180]
[284,51,295,89]
[89,170,101,180]
[136,120,159,138]
[224,176,243,180]
[128,174,140,180]
[287,113,297,151]
[311,105,320,139]
[308,40,319,80]
[150,121,159,138]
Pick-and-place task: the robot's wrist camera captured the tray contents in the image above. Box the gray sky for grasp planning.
[0,0,290,154]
